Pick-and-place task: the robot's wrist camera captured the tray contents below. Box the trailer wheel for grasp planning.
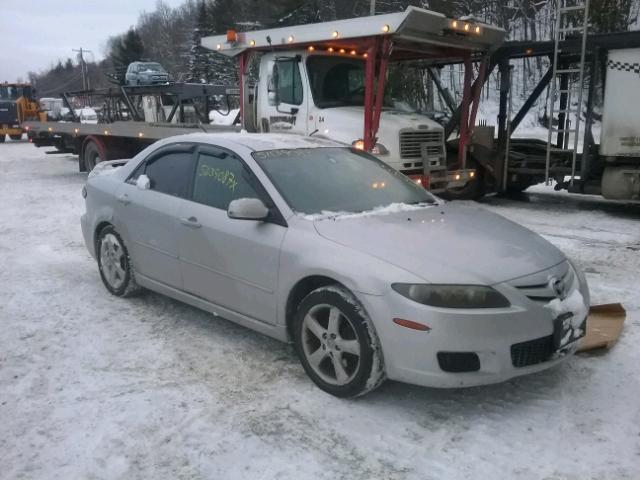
[82,136,106,172]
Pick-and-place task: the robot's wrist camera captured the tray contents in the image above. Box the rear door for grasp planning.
[114,145,196,288]
[177,145,287,324]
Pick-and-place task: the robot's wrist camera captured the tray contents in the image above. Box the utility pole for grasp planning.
[370,0,376,15]
[73,47,93,107]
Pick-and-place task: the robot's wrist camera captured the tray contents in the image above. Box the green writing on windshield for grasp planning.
[199,165,238,192]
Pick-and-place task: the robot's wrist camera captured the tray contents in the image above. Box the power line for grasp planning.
[36,71,84,96]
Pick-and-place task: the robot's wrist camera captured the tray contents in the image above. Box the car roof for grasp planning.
[168,132,345,152]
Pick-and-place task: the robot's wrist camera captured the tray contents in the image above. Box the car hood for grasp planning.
[312,203,566,285]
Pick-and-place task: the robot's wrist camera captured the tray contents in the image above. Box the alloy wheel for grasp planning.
[301,304,362,386]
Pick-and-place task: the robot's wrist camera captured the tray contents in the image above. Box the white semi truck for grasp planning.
[202,7,506,192]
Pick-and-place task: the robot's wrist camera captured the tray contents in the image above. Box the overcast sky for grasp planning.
[0,0,186,82]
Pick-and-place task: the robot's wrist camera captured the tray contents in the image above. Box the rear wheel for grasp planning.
[97,225,141,297]
[83,138,104,171]
[9,134,22,141]
[294,285,385,397]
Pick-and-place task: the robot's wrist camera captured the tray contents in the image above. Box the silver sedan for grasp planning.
[81,133,590,397]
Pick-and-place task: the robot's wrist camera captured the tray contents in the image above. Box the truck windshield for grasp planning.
[0,86,22,100]
[253,147,436,215]
[307,56,367,108]
[306,56,408,111]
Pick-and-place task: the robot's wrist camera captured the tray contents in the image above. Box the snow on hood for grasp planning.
[300,202,437,221]
[312,202,567,285]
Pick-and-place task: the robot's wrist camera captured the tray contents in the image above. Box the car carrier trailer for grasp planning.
[24,82,240,171]
[426,22,640,201]
[24,6,507,193]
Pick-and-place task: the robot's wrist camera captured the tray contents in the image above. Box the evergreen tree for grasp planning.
[188,1,218,82]
[207,0,239,85]
[109,28,145,85]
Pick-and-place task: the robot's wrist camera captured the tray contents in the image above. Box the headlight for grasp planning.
[392,284,511,309]
[352,140,389,155]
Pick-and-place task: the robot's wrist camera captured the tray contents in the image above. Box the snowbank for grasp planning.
[209,108,239,125]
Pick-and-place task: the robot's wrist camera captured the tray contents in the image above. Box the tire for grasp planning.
[9,134,22,141]
[96,225,141,297]
[0,135,5,143]
[293,285,385,397]
[83,139,104,171]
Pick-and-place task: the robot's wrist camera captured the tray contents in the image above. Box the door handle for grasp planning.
[117,193,130,205]
[180,216,202,229]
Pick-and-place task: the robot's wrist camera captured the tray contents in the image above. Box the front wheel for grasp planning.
[97,225,141,297]
[294,286,385,397]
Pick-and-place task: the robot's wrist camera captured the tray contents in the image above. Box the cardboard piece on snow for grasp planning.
[578,303,626,352]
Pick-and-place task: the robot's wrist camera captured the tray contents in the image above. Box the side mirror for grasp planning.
[228,198,269,221]
[136,174,150,190]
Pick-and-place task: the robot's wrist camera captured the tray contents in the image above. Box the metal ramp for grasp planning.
[545,0,590,185]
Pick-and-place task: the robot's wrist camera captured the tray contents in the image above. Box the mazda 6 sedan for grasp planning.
[81,133,590,397]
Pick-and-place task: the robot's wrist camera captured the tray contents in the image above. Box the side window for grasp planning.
[192,150,261,210]
[276,59,303,106]
[144,151,195,198]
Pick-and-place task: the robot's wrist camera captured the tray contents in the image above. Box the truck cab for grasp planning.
[0,83,42,142]
[254,50,445,178]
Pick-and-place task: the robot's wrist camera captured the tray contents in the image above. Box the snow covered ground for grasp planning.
[1,137,639,479]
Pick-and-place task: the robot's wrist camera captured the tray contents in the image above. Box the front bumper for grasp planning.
[359,263,589,388]
[1,124,22,135]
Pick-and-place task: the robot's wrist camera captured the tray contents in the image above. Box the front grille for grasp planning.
[510,262,575,304]
[511,335,555,368]
[399,130,444,159]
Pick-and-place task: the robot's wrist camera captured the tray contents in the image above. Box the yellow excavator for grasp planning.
[0,82,46,142]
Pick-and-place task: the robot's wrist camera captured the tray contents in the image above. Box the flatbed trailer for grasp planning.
[24,82,240,171]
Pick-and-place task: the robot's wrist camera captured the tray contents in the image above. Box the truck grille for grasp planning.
[511,335,555,368]
[399,130,444,159]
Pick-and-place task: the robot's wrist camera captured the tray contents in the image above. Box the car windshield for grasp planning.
[253,147,436,215]
[140,63,164,72]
